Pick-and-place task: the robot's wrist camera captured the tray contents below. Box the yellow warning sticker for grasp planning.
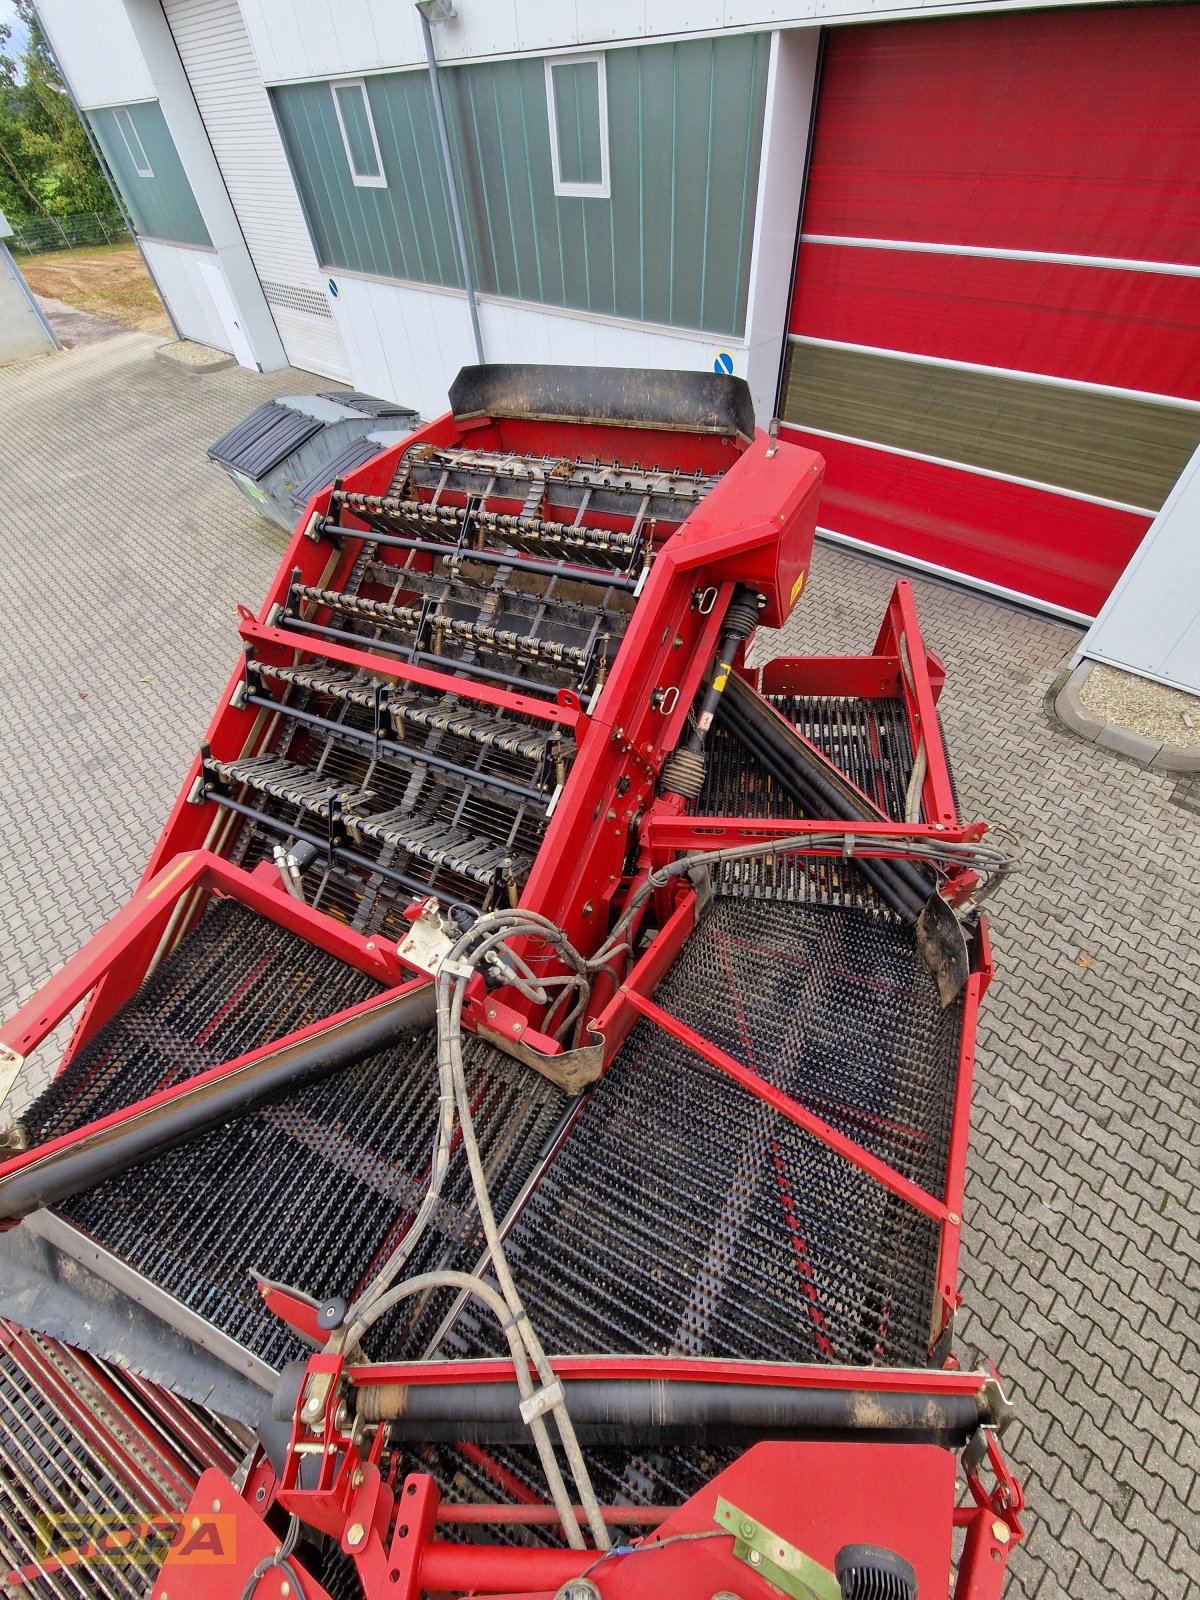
[790,570,806,604]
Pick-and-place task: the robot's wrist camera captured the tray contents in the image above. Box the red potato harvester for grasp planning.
[0,366,1021,1600]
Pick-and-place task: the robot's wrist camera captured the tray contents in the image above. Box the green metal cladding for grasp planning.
[88,101,211,249]
[272,33,770,337]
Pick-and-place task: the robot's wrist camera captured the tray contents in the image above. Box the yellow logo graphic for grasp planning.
[35,1513,237,1569]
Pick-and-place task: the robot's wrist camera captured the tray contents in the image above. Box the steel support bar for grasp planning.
[587,887,698,1062]
[240,688,547,804]
[757,653,906,699]
[878,581,957,827]
[240,616,582,727]
[279,610,574,698]
[0,982,425,1189]
[932,921,993,1339]
[324,519,642,592]
[0,981,433,1220]
[436,1503,674,1528]
[620,986,949,1223]
[346,1354,994,1399]
[645,816,983,849]
[416,1542,592,1594]
[0,850,411,1063]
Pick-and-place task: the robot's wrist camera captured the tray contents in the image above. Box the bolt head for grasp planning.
[748,1548,762,1566]
[992,1519,1011,1545]
[347,1521,365,1547]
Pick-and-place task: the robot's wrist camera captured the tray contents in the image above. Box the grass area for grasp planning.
[19,244,171,333]
[16,241,134,266]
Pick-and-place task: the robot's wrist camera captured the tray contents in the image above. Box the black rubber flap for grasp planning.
[207,401,324,479]
[323,390,419,420]
[448,364,756,445]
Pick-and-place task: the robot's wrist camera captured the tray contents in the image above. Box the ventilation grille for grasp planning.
[261,279,332,318]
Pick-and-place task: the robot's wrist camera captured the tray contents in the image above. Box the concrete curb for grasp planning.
[1051,659,1200,772]
[154,341,235,375]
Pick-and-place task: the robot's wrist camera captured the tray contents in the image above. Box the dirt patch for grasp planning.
[19,244,172,336]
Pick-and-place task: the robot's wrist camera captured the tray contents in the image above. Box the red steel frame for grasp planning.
[153,1351,1022,1600]
[0,390,1024,1595]
[0,850,431,1214]
[41,408,823,1061]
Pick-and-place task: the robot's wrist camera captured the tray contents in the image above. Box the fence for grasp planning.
[6,210,131,255]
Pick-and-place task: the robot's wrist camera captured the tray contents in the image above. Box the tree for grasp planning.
[0,2,110,223]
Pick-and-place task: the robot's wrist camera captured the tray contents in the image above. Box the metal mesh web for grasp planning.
[443,899,958,1373]
[0,1323,245,1599]
[24,903,567,1371]
[698,693,916,903]
[22,899,382,1147]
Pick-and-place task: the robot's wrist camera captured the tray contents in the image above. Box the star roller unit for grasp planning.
[0,365,1023,1599]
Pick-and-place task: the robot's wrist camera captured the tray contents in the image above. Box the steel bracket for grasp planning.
[713,1495,841,1600]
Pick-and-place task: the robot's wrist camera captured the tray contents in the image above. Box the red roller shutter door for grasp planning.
[781,4,1200,619]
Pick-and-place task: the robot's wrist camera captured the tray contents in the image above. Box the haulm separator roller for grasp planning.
[0,365,1022,1599]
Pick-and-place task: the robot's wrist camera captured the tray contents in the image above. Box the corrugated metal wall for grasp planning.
[271,33,769,338]
[162,0,349,379]
[274,72,462,291]
[87,101,211,247]
[782,3,1200,619]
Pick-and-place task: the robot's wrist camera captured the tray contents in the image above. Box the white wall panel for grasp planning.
[742,27,819,418]
[37,0,154,109]
[0,246,57,362]
[140,240,231,350]
[324,272,744,420]
[361,289,418,402]
[1077,446,1200,695]
[241,0,1131,84]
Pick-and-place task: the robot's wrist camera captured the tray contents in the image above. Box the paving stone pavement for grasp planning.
[1,335,1197,1597]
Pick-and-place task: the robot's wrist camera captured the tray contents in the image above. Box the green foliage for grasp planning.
[0,2,110,222]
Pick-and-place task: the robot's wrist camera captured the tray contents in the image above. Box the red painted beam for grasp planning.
[621,986,948,1223]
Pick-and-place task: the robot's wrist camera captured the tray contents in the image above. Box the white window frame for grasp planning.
[331,78,387,189]
[544,52,610,200]
[112,107,153,178]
